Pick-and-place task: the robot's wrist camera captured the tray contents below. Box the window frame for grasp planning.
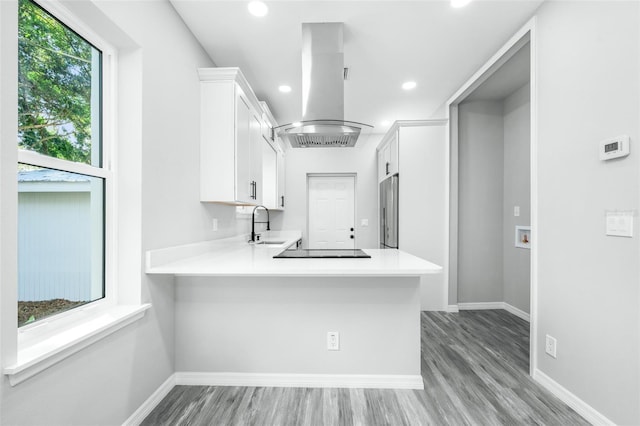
[2,0,150,387]
[16,0,117,334]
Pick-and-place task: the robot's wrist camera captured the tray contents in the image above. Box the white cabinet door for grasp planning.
[261,138,278,209]
[308,175,355,249]
[378,131,399,182]
[276,150,285,209]
[389,133,399,175]
[249,110,263,204]
[235,93,253,203]
[377,145,389,182]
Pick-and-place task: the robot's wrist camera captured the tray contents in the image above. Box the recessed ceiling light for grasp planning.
[402,81,417,90]
[291,122,302,127]
[381,120,391,126]
[278,85,292,93]
[451,0,472,8]
[248,1,268,17]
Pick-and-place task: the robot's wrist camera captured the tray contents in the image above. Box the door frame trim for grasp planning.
[306,173,357,250]
[445,17,538,376]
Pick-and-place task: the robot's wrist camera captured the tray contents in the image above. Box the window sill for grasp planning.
[4,304,151,386]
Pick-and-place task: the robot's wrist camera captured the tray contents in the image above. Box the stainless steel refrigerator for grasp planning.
[379,174,399,249]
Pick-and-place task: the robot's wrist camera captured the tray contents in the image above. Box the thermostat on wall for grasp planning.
[599,135,630,160]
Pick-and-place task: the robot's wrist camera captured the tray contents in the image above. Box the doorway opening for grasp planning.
[447,22,537,375]
[307,174,356,249]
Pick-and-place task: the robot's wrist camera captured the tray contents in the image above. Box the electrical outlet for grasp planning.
[212,218,218,231]
[327,331,340,351]
[545,335,557,358]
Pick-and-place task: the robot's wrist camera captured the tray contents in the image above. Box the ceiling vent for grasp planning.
[276,23,372,148]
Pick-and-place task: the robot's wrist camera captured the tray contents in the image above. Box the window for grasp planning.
[17,0,108,327]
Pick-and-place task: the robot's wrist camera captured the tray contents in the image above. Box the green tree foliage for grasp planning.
[18,0,99,164]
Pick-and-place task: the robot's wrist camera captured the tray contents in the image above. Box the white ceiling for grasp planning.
[171,0,543,134]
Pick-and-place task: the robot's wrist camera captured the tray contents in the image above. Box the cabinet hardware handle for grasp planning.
[281,195,285,207]
[386,162,390,175]
[254,182,258,199]
[250,181,256,200]
[350,235,354,239]
[350,227,354,232]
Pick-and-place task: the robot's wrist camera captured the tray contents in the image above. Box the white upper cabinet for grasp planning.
[261,140,277,209]
[234,92,253,203]
[249,108,263,205]
[259,101,285,210]
[377,129,399,182]
[199,68,280,205]
[276,150,285,209]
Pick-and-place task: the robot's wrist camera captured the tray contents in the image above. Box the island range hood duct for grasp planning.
[276,23,373,148]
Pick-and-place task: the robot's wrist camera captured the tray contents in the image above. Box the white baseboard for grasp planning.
[533,369,614,426]
[122,374,176,426]
[446,304,460,313]
[502,302,530,322]
[457,302,530,322]
[175,372,424,390]
[458,302,504,310]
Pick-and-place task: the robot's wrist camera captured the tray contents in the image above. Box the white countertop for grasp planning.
[145,231,442,277]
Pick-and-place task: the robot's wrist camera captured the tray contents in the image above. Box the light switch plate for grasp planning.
[606,211,633,237]
[514,206,520,217]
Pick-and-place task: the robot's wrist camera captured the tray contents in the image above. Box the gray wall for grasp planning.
[535,1,639,424]
[502,84,531,313]
[457,100,505,304]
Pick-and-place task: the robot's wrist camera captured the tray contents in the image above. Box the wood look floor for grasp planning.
[142,310,588,425]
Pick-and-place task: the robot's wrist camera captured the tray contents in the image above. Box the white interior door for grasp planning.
[308,175,355,249]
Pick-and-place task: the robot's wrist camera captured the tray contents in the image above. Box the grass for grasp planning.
[18,299,88,326]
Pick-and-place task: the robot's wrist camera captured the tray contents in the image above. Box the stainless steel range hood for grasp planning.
[276,23,372,148]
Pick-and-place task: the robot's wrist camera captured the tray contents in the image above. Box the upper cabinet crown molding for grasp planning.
[198,67,263,116]
[377,119,449,152]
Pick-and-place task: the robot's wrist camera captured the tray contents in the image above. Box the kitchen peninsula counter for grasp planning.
[146,232,441,391]
[145,232,442,277]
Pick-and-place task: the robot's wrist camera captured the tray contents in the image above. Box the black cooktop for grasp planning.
[273,249,371,259]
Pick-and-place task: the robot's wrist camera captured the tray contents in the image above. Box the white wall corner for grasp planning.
[502,302,530,322]
[533,369,615,426]
[458,302,530,322]
[122,373,176,426]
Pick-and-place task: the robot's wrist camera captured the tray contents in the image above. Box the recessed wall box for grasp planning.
[599,135,630,160]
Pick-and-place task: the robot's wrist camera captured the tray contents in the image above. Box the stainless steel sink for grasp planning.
[255,240,286,246]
